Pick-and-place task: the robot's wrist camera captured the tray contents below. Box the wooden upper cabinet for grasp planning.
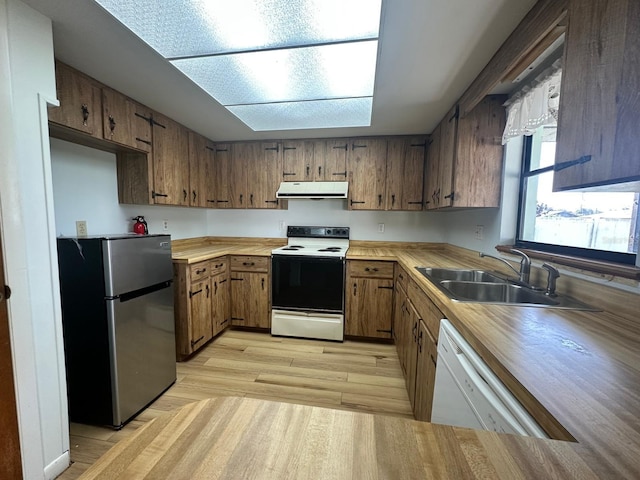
[102,89,152,153]
[348,138,388,210]
[188,132,216,208]
[438,106,458,208]
[386,137,426,211]
[424,126,441,210]
[453,96,506,207]
[427,97,505,210]
[48,61,102,138]
[214,144,232,208]
[553,0,640,191]
[250,142,283,209]
[315,139,349,181]
[151,112,189,206]
[231,142,264,208]
[282,140,314,181]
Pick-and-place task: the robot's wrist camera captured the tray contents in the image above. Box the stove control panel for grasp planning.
[287,226,350,239]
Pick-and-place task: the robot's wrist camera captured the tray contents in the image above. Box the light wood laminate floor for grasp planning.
[57,330,411,479]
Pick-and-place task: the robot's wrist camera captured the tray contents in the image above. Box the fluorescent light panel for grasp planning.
[171,41,378,105]
[94,0,382,131]
[227,97,373,131]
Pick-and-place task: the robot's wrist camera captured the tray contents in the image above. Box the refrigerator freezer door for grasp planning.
[106,283,176,426]
[103,235,173,297]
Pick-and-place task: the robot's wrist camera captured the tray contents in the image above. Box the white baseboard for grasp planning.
[44,451,70,479]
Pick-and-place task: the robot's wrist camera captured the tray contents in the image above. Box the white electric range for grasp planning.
[271,226,350,341]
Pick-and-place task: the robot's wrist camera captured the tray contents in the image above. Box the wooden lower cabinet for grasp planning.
[345,260,394,338]
[395,275,442,422]
[230,256,270,328]
[211,272,230,335]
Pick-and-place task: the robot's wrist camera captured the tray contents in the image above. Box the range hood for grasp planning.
[276,181,348,199]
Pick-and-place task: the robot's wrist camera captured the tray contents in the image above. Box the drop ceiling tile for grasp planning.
[227,97,373,130]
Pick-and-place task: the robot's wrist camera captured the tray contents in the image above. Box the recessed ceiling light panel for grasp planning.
[94,0,382,58]
[227,97,373,131]
[171,41,378,105]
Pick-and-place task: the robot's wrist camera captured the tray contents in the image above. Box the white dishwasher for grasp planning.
[431,319,548,438]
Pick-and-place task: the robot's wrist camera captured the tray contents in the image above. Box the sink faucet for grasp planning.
[541,263,560,296]
[479,249,531,284]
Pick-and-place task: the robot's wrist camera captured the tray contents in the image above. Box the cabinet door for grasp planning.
[414,320,438,422]
[188,279,213,354]
[385,138,405,210]
[425,125,441,210]
[405,301,419,409]
[282,140,314,181]
[438,106,458,208]
[230,143,259,208]
[393,283,408,375]
[345,277,394,338]
[348,138,388,210]
[48,61,102,138]
[214,144,232,208]
[230,272,270,328]
[386,137,426,211]
[250,142,282,209]
[131,102,153,152]
[211,274,230,336]
[188,132,216,208]
[151,112,189,205]
[319,139,349,181]
[453,96,505,208]
[102,88,134,147]
[553,0,640,191]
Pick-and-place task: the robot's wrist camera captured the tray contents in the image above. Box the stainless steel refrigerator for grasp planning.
[57,234,176,428]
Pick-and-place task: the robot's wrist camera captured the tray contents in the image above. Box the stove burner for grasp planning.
[318,247,342,252]
[281,246,303,250]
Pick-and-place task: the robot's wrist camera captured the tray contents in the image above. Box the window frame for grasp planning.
[514,135,638,266]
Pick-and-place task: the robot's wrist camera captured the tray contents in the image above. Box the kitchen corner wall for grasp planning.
[50,137,447,243]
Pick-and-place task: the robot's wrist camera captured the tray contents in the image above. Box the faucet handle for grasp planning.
[541,263,560,296]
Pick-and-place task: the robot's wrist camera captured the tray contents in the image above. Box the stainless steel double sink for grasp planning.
[415,267,597,310]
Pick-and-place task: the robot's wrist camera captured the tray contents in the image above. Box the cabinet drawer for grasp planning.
[230,255,269,272]
[395,264,409,291]
[209,257,228,276]
[348,260,394,278]
[408,279,442,341]
[190,261,211,282]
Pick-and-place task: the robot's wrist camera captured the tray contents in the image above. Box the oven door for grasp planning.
[271,255,345,313]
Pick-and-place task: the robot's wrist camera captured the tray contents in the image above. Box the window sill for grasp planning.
[496,245,640,281]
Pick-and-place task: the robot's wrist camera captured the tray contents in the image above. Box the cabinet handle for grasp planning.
[108,115,116,135]
[353,283,357,296]
[318,166,322,176]
[391,194,395,206]
[412,322,417,340]
[193,190,197,202]
[191,335,205,348]
[418,330,423,353]
[444,192,454,201]
[206,284,210,298]
[207,199,216,204]
[183,189,187,202]
[378,194,382,206]
[261,278,265,290]
[189,288,203,298]
[306,165,310,177]
[214,281,218,294]
[399,274,404,280]
[195,268,207,274]
[242,262,255,266]
[240,194,243,205]
[81,104,89,126]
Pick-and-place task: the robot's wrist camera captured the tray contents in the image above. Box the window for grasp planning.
[516,126,639,265]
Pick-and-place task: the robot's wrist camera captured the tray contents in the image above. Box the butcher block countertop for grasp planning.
[167,238,640,478]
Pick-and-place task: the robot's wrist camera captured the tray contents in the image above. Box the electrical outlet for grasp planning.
[76,220,88,237]
[279,220,286,232]
[378,223,385,233]
[475,225,484,240]
[162,220,169,231]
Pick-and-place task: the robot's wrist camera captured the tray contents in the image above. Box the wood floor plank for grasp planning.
[58,329,411,479]
[256,373,410,400]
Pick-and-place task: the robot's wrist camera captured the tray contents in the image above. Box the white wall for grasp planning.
[207,202,446,241]
[0,1,69,477]
[50,139,209,240]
